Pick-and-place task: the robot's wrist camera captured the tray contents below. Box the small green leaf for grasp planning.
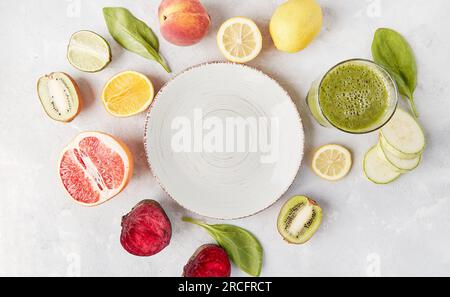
[372,28,418,116]
[103,7,171,73]
[183,217,263,277]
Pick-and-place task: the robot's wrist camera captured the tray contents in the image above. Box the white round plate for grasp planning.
[145,62,304,219]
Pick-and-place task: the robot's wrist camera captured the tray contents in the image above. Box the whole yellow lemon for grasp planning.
[270,0,323,53]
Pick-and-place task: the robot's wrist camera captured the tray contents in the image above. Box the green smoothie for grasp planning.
[307,60,396,134]
[319,62,388,132]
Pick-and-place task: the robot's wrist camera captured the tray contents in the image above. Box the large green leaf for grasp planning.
[183,217,263,277]
[372,28,418,116]
[103,7,171,72]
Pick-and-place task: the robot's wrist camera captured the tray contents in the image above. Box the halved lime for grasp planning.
[67,30,111,72]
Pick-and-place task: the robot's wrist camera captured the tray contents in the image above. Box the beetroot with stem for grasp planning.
[183,244,231,277]
[120,200,172,256]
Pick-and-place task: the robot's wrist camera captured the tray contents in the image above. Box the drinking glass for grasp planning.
[306,59,398,134]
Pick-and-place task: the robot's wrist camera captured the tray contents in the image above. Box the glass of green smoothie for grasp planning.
[306,59,398,134]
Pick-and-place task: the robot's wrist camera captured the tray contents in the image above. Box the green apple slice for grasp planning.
[67,30,111,72]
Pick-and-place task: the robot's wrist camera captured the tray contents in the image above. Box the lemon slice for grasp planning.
[67,30,111,72]
[312,144,352,181]
[101,71,154,117]
[217,17,262,63]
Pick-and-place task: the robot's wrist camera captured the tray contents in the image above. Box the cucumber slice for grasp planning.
[376,143,408,173]
[379,134,420,160]
[364,146,401,184]
[380,108,426,155]
[378,138,421,171]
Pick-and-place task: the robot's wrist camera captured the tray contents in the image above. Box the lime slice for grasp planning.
[67,30,111,72]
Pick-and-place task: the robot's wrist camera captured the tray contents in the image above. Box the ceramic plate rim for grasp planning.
[143,61,304,220]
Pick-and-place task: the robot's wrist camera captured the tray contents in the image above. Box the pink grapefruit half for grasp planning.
[58,131,133,206]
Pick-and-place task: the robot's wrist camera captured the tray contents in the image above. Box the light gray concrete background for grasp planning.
[1,0,449,277]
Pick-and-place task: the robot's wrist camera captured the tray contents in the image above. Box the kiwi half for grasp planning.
[277,195,323,244]
[37,72,81,122]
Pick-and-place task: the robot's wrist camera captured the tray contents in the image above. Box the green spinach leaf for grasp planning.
[103,7,171,73]
[372,28,418,116]
[183,217,263,277]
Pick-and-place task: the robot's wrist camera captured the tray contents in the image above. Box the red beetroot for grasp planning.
[120,200,172,257]
[183,244,231,277]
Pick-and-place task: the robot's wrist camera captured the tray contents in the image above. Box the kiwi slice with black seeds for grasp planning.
[37,72,81,122]
[277,195,322,244]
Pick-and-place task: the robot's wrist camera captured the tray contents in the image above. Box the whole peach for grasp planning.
[158,0,211,46]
